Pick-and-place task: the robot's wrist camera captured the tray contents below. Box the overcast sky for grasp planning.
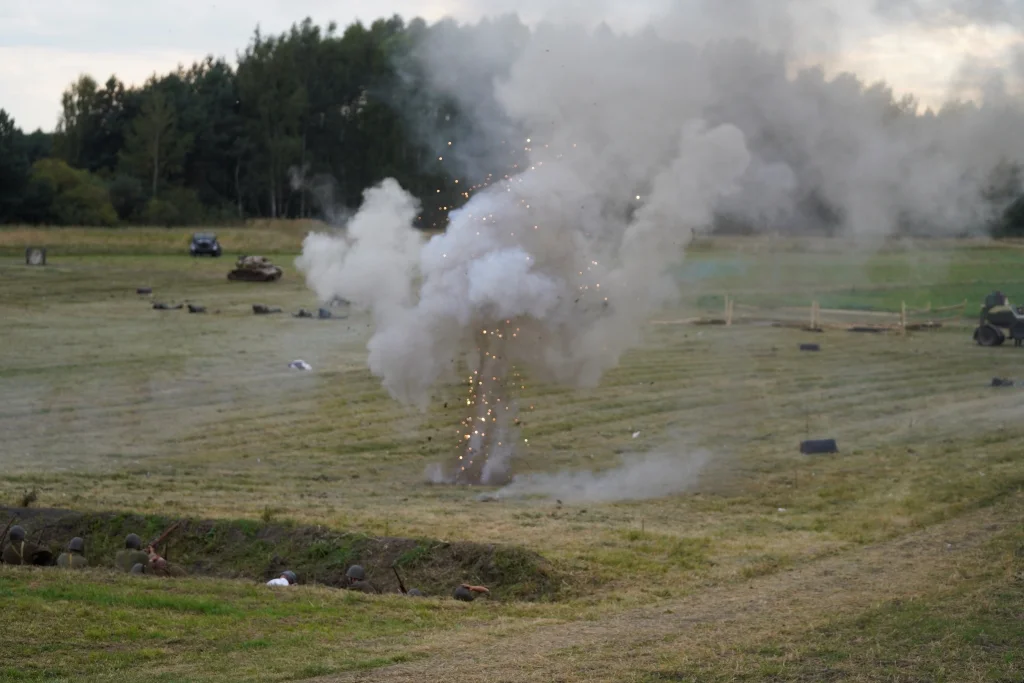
[1,0,1021,132]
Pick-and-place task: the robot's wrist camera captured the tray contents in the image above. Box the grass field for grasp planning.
[1,225,1023,682]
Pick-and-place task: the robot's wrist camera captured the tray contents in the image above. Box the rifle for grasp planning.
[146,520,182,551]
[28,524,54,566]
[392,565,408,595]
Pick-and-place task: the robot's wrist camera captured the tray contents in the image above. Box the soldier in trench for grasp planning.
[115,534,151,573]
[2,525,52,566]
[344,565,379,593]
[56,537,88,569]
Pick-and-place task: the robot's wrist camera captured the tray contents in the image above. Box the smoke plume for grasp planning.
[875,0,1023,26]
[492,448,712,504]
[297,2,1024,485]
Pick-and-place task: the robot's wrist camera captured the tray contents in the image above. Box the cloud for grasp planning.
[0,46,198,132]
[0,1,452,52]
[0,0,458,131]
[865,0,1024,107]
[834,24,1023,108]
[443,0,673,30]
[874,0,1024,26]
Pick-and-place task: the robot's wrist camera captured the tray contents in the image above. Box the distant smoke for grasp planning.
[297,2,1024,484]
[289,165,355,226]
[295,178,423,324]
[874,0,1023,26]
[407,5,1024,238]
[493,449,712,503]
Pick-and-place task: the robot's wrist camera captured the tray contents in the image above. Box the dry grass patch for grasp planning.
[0,223,311,257]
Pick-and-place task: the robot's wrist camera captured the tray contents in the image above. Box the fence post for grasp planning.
[725,296,734,326]
[901,301,907,334]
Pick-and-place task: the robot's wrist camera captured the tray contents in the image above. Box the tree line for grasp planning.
[0,15,510,230]
[0,12,1022,235]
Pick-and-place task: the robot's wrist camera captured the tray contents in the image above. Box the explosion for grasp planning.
[296,122,750,485]
[296,4,1023,486]
[454,325,522,485]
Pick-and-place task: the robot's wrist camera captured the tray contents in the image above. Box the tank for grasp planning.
[227,255,283,282]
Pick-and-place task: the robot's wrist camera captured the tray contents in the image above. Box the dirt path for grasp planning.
[312,496,1023,683]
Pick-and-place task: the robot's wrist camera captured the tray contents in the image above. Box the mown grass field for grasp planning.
[1,225,1022,682]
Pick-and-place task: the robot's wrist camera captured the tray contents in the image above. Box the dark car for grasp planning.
[189,232,222,257]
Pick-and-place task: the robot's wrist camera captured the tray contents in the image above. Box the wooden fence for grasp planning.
[656,297,970,334]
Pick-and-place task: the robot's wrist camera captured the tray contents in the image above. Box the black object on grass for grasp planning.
[800,439,838,455]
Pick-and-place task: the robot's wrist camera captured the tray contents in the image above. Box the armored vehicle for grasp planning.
[973,291,1024,346]
[227,255,283,282]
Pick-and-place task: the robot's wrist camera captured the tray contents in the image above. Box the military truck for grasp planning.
[227,255,283,282]
[973,291,1024,347]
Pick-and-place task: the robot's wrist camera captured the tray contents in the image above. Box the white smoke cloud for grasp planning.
[296,178,422,318]
[409,8,1023,239]
[492,449,712,503]
[298,116,751,412]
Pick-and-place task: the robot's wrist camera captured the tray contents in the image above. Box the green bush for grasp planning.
[29,157,117,226]
[139,186,207,227]
[108,174,146,221]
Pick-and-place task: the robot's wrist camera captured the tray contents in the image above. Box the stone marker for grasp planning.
[25,247,46,266]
